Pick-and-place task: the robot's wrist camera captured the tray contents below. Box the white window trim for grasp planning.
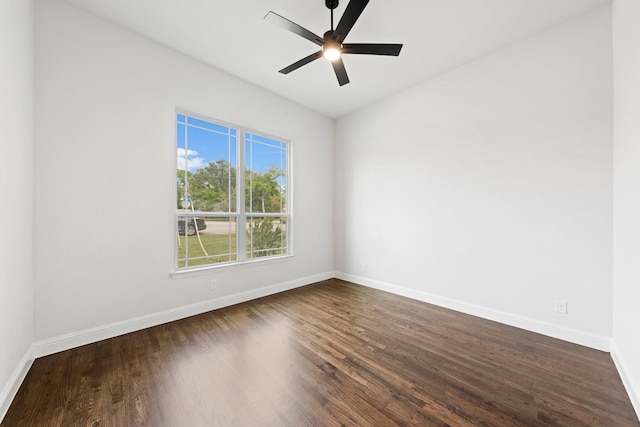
[172,110,293,276]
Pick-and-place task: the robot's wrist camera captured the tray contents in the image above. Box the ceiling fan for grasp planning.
[265,0,403,86]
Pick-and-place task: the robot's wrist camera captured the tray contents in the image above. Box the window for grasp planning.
[175,112,290,272]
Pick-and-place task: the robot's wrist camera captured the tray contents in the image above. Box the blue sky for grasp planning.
[177,114,286,175]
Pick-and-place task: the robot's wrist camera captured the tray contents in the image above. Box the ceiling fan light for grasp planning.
[323,43,342,61]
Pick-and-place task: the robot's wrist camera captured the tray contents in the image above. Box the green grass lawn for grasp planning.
[177,222,286,268]
[177,233,236,268]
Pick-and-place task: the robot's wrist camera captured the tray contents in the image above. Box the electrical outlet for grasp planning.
[362,263,368,272]
[555,300,568,314]
[209,280,217,291]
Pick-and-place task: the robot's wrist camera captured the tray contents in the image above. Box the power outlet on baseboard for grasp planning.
[555,299,568,314]
[209,280,218,291]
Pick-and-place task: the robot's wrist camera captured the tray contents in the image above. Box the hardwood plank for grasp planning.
[2,279,638,426]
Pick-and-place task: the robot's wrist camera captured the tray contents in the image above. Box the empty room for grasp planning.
[1,0,640,425]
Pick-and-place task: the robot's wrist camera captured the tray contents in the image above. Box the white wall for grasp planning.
[335,7,613,348]
[33,0,334,346]
[613,0,640,416]
[0,0,35,419]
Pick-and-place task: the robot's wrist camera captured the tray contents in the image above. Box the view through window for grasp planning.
[176,112,289,271]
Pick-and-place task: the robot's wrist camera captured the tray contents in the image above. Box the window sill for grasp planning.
[170,254,295,279]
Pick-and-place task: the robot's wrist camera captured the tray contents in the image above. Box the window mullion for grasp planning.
[236,128,247,262]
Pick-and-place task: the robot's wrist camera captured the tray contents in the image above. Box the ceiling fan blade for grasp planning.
[279,51,323,74]
[331,58,350,86]
[265,11,325,46]
[343,43,403,56]
[332,0,370,43]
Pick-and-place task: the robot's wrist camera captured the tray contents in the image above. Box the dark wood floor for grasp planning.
[3,279,638,426]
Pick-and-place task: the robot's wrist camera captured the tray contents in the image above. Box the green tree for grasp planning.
[178,160,237,212]
[178,162,285,214]
[176,169,194,208]
[247,219,284,258]
[245,167,284,213]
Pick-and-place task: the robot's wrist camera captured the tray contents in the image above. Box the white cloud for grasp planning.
[177,148,205,171]
[177,148,198,157]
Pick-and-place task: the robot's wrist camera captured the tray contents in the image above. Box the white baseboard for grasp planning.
[0,348,34,423]
[611,340,640,421]
[335,272,611,352]
[33,271,334,358]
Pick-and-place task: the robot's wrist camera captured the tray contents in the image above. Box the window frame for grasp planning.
[172,110,292,277]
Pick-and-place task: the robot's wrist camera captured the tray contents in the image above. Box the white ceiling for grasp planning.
[62,0,611,118]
